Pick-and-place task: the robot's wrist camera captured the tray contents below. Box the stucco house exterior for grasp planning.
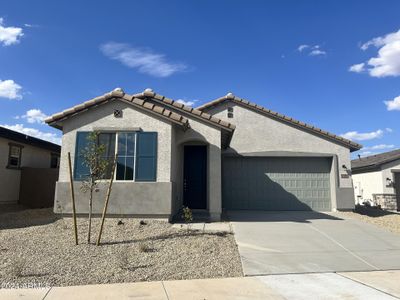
[45,88,361,221]
[0,126,61,206]
[352,149,400,211]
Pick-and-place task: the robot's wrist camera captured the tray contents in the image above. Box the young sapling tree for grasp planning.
[80,132,110,243]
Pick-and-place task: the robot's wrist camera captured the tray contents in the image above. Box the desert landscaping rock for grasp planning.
[338,207,400,235]
[0,208,242,287]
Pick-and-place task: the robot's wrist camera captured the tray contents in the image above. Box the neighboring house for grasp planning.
[0,126,61,206]
[45,88,361,221]
[352,149,400,211]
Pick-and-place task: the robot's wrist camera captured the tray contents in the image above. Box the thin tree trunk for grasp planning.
[87,178,93,244]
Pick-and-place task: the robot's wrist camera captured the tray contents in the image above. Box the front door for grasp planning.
[183,145,207,209]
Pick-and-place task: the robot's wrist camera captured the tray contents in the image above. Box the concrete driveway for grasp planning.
[228,211,400,276]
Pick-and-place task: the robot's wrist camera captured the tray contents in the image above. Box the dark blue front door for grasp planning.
[183,146,207,209]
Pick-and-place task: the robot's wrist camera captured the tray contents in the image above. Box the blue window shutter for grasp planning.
[73,132,90,180]
[135,132,157,181]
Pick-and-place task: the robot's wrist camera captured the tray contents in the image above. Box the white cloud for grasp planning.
[352,28,400,77]
[297,44,327,56]
[24,24,39,28]
[17,109,49,124]
[341,129,384,141]
[297,44,309,52]
[0,124,61,144]
[100,42,187,77]
[384,95,400,111]
[362,144,395,151]
[385,127,393,132]
[0,18,23,46]
[176,99,198,107]
[309,49,326,56]
[0,79,22,100]
[349,63,365,73]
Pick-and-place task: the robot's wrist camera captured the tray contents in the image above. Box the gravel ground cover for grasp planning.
[0,208,242,287]
[338,206,400,235]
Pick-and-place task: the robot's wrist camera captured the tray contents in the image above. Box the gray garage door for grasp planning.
[223,157,332,211]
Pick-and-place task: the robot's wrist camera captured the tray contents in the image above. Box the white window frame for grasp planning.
[8,143,23,169]
[113,131,137,182]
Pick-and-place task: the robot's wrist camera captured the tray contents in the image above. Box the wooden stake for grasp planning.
[67,152,79,245]
[96,155,118,246]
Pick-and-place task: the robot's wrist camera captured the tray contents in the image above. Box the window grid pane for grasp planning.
[135,132,157,182]
[98,133,116,179]
[116,132,136,181]
[74,132,90,180]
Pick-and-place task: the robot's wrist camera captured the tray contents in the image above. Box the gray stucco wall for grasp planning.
[206,102,354,211]
[59,100,172,182]
[55,100,175,216]
[0,137,56,204]
[55,182,172,216]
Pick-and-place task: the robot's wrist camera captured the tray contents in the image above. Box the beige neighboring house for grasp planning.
[352,149,400,211]
[0,126,61,206]
[45,88,361,221]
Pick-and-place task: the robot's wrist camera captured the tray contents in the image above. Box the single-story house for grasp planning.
[0,126,61,207]
[352,149,400,210]
[45,88,362,221]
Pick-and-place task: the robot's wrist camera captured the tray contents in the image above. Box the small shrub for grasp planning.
[139,220,147,226]
[181,206,193,232]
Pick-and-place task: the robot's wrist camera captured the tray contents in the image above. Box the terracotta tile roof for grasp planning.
[45,89,189,129]
[351,149,400,172]
[133,88,236,132]
[197,93,362,151]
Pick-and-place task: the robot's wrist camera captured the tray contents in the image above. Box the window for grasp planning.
[98,133,116,178]
[74,131,157,181]
[74,132,116,180]
[50,153,60,168]
[74,132,90,180]
[116,132,135,181]
[8,144,23,169]
[135,132,157,181]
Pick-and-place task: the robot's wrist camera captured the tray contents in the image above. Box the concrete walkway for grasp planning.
[228,211,400,276]
[171,221,232,232]
[1,270,400,299]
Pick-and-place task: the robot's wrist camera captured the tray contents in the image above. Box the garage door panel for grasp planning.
[223,157,332,211]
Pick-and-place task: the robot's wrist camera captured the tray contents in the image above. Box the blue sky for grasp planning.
[1,0,399,157]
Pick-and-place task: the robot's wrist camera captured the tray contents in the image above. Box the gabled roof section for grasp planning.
[351,149,400,172]
[45,89,190,130]
[0,126,61,153]
[197,93,362,152]
[133,89,235,132]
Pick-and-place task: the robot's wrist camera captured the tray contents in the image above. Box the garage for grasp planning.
[222,157,332,211]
